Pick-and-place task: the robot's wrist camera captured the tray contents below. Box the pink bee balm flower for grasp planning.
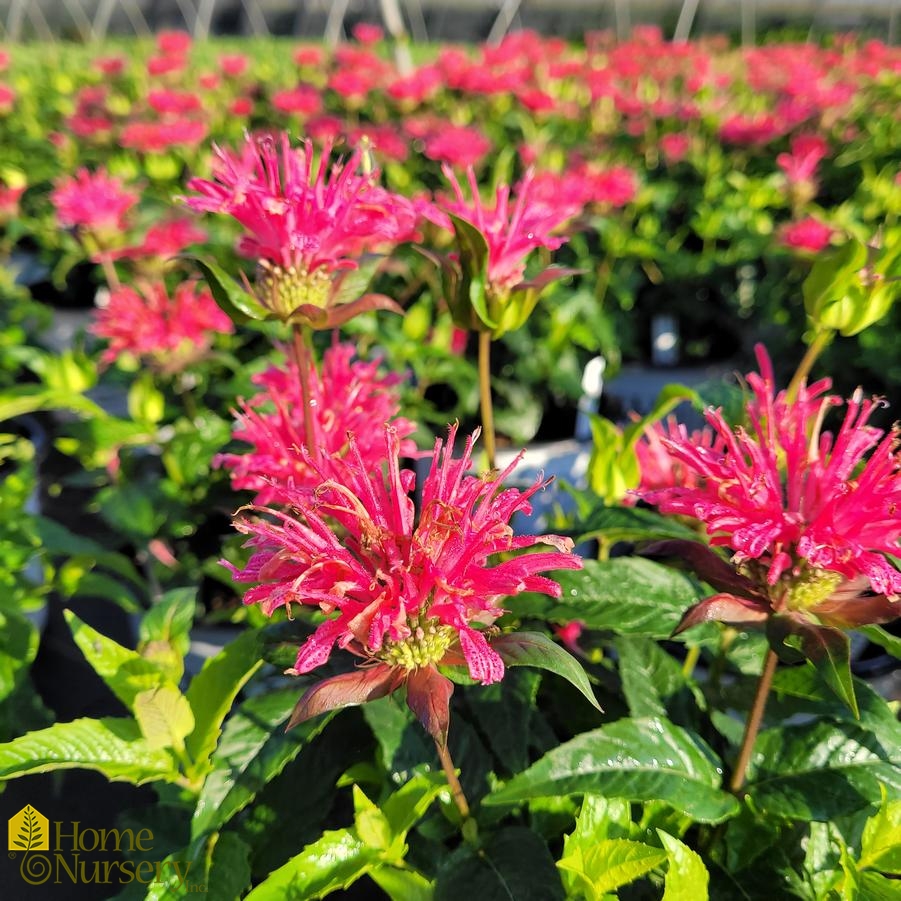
[51,167,139,236]
[640,345,901,629]
[184,132,416,325]
[92,281,233,375]
[777,133,829,186]
[225,425,582,740]
[433,166,583,296]
[780,216,834,253]
[216,341,418,504]
[630,416,727,502]
[107,217,207,264]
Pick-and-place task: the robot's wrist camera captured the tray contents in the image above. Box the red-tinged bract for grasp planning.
[216,341,417,504]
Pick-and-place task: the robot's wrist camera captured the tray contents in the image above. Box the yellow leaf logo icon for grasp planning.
[8,805,49,851]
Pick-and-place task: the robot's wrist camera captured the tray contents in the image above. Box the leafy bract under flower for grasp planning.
[225,425,581,700]
[641,345,901,623]
[216,341,417,503]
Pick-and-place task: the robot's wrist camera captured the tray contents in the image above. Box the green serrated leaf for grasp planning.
[746,721,901,821]
[518,558,702,639]
[64,610,168,713]
[191,689,334,840]
[558,839,666,898]
[243,829,378,901]
[0,717,178,784]
[492,631,601,711]
[572,503,697,545]
[859,789,901,874]
[768,616,858,717]
[486,717,738,823]
[190,256,268,323]
[435,827,564,901]
[206,832,253,901]
[369,866,433,901]
[658,830,709,900]
[134,686,196,752]
[184,628,264,780]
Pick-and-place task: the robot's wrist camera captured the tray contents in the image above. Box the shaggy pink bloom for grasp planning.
[422,125,492,169]
[632,416,727,500]
[271,85,322,117]
[777,133,829,186]
[293,45,326,68]
[587,165,639,207]
[230,97,254,117]
[0,183,25,222]
[184,132,416,322]
[148,88,202,116]
[219,54,249,78]
[107,218,207,262]
[120,118,208,152]
[659,133,691,165]
[641,345,901,606]
[156,30,191,57]
[216,342,417,504]
[147,55,186,77]
[780,217,834,252]
[225,424,581,694]
[93,55,126,76]
[352,23,384,45]
[431,166,583,294]
[51,167,139,234]
[0,83,15,114]
[92,281,233,374]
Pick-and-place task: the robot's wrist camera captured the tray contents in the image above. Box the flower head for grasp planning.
[434,166,583,296]
[92,281,233,374]
[225,425,581,739]
[640,346,901,627]
[51,167,139,237]
[780,216,834,253]
[184,132,416,325]
[216,341,417,503]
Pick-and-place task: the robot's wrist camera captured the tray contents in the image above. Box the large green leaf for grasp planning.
[244,829,378,901]
[435,827,564,901]
[768,615,858,716]
[572,503,698,546]
[859,790,901,875]
[658,830,709,900]
[134,686,196,752]
[65,610,168,713]
[615,637,700,720]
[206,832,253,901]
[184,628,264,779]
[492,631,601,712]
[746,721,901,821]
[561,839,666,899]
[485,717,738,824]
[517,558,703,639]
[191,689,334,840]
[0,717,178,784]
[369,866,433,901]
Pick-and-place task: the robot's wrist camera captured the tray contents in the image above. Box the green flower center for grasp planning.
[784,568,843,612]
[256,260,330,321]
[377,621,456,670]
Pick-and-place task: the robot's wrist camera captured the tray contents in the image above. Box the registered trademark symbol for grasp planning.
[8,851,15,859]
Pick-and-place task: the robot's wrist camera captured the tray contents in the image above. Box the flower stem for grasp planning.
[97,252,121,292]
[729,648,779,794]
[435,738,471,823]
[478,330,497,471]
[291,324,317,454]
[681,644,701,678]
[785,329,831,403]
